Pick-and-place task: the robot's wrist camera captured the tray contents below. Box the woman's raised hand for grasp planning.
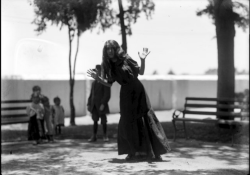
[87,69,98,80]
[138,48,150,60]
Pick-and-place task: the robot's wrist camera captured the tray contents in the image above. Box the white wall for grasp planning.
[173,79,217,110]
[1,79,86,117]
[1,75,249,117]
[141,79,173,110]
[171,76,249,110]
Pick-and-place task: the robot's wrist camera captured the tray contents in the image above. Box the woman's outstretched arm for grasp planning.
[139,59,145,75]
[87,69,112,87]
[96,76,112,87]
[138,48,150,75]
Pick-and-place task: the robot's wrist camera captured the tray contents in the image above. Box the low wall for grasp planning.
[1,79,86,117]
[1,75,249,116]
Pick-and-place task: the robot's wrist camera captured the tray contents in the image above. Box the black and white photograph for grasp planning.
[1,0,249,174]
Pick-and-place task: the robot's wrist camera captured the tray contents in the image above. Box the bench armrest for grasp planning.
[172,110,183,119]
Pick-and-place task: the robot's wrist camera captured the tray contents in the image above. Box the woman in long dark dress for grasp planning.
[87,40,171,161]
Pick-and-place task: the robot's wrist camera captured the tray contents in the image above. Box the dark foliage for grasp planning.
[196,0,249,31]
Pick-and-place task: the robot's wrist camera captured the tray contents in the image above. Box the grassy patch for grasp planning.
[1,122,249,145]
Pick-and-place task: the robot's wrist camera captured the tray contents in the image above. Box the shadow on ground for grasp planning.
[1,138,249,175]
[2,121,249,146]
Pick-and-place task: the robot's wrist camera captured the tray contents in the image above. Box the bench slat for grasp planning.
[1,100,31,104]
[1,117,29,125]
[1,99,31,125]
[1,107,27,111]
[185,104,242,109]
[173,118,249,125]
[1,114,28,118]
[186,97,240,103]
[174,118,218,123]
[184,110,242,117]
[218,120,249,125]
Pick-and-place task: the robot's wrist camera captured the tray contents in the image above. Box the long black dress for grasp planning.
[109,56,171,157]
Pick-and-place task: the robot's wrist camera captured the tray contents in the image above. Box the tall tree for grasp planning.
[197,0,248,99]
[116,0,155,52]
[197,0,248,121]
[30,0,113,125]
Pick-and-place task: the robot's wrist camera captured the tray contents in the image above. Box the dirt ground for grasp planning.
[1,138,249,175]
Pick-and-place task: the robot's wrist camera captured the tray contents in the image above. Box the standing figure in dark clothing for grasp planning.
[32,86,52,140]
[87,64,111,142]
[29,85,48,141]
[27,95,45,145]
[87,40,171,161]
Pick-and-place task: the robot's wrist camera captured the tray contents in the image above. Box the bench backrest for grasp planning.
[184,97,243,109]
[1,100,32,125]
[184,97,249,120]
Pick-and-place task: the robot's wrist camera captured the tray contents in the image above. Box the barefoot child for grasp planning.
[52,97,65,135]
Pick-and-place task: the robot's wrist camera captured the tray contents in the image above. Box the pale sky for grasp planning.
[1,0,249,77]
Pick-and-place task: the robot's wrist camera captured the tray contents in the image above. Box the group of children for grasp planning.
[26,86,65,145]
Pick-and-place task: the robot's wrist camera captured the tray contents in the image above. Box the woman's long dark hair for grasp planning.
[101,40,127,81]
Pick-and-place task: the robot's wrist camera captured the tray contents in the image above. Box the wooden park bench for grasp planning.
[1,100,31,125]
[172,97,249,146]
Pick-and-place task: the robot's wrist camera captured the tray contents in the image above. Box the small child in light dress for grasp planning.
[27,95,45,145]
[52,96,65,135]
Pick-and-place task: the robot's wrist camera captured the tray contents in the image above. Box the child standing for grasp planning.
[27,95,45,145]
[87,64,111,142]
[52,96,65,135]
[43,97,54,142]
[31,85,48,140]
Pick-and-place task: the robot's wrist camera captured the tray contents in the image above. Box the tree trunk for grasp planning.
[69,79,76,126]
[73,32,80,80]
[68,26,76,126]
[69,32,80,126]
[215,0,235,99]
[118,0,127,53]
[214,0,235,125]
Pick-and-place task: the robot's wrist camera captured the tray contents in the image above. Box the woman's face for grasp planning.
[106,45,117,62]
